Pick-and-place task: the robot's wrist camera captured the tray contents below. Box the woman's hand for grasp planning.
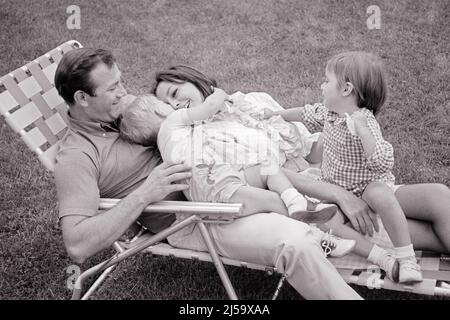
[337,190,379,236]
[207,87,230,111]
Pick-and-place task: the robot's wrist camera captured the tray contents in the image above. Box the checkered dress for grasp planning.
[299,103,395,197]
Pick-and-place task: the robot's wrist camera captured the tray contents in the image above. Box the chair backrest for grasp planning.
[0,40,82,172]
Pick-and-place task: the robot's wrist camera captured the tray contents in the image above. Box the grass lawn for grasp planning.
[0,0,449,300]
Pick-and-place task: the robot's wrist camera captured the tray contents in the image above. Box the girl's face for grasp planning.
[155,81,204,110]
[320,69,343,112]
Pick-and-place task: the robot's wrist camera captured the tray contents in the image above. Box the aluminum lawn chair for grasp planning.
[1,40,450,300]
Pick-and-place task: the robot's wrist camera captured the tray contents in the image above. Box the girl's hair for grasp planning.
[151,65,217,99]
[326,51,387,115]
[119,95,165,146]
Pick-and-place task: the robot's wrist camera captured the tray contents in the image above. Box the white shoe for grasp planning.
[314,229,356,258]
[399,257,423,283]
[289,201,338,224]
[281,189,337,224]
[376,252,399,282]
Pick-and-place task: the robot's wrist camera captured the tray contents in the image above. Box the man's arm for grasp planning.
[59,162,191,264]
[282,169,379,236]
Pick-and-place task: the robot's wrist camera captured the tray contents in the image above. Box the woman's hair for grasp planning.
[55,48,116,105]
[119,95,165,146]
[151,65,217,99]
[326,51,387,115]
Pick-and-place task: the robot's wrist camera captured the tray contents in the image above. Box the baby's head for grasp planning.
[325,51,387,115]
[119,94,173,146]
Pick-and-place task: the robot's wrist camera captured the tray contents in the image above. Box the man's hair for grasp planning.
[151,65,217,99]
[119,95,165,146]
[54,48,116,105]
[326,51,387,115]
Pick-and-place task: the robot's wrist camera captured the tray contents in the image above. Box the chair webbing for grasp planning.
[0,40,82,170]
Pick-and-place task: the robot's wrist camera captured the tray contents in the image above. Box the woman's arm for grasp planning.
[185,88,229,123]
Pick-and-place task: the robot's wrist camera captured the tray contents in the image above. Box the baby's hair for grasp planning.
[119,95,163,146]
[151,65,217,99]
[326,51,387,115]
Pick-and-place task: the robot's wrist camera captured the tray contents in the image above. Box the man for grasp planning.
[54,47,363,299]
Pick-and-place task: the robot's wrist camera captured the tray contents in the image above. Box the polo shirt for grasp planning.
[54,113,177,233]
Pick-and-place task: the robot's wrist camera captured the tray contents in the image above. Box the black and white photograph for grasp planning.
[1,0,449,304]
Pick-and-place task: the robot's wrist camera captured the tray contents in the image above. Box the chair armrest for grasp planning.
[99,198,243,219]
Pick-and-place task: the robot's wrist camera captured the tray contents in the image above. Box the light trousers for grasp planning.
[167,212,362,300]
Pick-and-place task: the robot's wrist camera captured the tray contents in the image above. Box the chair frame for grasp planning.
[2,40,450,300]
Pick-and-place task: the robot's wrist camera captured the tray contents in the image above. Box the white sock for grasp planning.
[394,244,415,260]
[367,244,388,264]
[280,188,307,215]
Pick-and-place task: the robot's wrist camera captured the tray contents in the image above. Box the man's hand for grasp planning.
[337,191,379,236]
[134,161,191,204]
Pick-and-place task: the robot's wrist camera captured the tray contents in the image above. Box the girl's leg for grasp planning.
[363,182,423,283]
[242,164,294,195]
[395,183,450,253]
[363,182,412,247]
[228,185,288,217]
[243,165,337,223]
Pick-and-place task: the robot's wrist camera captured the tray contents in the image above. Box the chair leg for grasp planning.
[272,274,287,300]
[197,222,238,300]
[71,215,199,300]
[79,242,126,300]
[80,265,118,300]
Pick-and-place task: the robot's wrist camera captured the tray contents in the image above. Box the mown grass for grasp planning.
[0,0,449,300]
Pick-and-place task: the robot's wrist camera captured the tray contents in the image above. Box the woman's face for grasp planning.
[155,81,204,110]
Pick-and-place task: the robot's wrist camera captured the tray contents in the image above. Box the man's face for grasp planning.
[84,63,127,123]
